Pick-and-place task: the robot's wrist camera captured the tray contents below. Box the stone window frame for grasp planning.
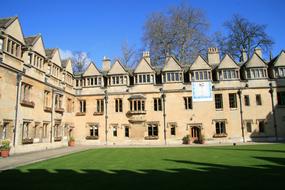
[183,96,192,110]
[214,94,223,110]
[153,97,162,111]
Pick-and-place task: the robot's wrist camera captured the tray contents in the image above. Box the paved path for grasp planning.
[0,145,91,171]
[0,142,277,171]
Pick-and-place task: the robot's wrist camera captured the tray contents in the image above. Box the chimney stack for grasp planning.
[143,51,151,64]
[102,56,111,72]
[207,47,220,66]
[242,49,247,62]
[254,48,262,58]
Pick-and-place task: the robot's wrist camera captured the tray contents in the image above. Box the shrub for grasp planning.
[0,139,10,150]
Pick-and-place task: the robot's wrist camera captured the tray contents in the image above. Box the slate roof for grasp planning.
[24,35,40,46]
[0,16,17,29]
[45,48,57,59]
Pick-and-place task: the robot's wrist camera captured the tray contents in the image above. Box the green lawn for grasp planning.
[1,144,285,189]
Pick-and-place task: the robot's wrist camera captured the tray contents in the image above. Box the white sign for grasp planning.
[192,82,212,102]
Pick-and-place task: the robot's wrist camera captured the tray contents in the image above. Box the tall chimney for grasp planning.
[242,49,247,62]
[207,47,220,66]
[254,48,262,58]
[143,51,151,64]
[102,56,111,72]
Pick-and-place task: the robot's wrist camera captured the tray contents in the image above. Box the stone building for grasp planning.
[0,16,285,154]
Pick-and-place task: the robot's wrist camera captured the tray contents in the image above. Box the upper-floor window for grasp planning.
[192,70,211,81]
[115,98,123,112]
[130,99,145,112]
[277,92,285,106]
[246,68,267,79]
[134,74,154,84]
[219,69,239,80]
[86,76,102,86]
[44,90,51,108]
[66,98,73,113]
[277,67,285,78]
[21,83,32,102]
[96,99,104,113]
[244,95,250,106]
[229,93,237,108]
[215,94,223,109]
[79,100,86,113]
[154,98,162,111]
[109,75,128,86]
[163,72,183,83]
[6,38,21,58]
[184,97,192,110]
[0,38,3,50]
[55,94,63,109]
[256,94,262,106]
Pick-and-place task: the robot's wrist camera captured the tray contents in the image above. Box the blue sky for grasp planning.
[1,0,284,67]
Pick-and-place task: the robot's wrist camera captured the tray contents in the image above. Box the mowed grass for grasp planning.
[1,144,285,190]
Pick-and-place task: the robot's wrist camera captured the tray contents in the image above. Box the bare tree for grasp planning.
[120,41,136,68]
[143,2,210,65]
[71,51,91,73]
[215,14,274,61]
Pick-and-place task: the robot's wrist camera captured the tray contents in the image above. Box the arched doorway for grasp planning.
[190,126,201,143]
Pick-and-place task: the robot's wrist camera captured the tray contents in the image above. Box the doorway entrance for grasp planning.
[190,126,201,143]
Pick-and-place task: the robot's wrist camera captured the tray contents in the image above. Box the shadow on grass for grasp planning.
[0,156,284,190]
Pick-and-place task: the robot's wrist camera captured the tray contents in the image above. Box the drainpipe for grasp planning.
[237,89,245,143]
[13,73,22,147]
[104,90,108,145]
[160,88,167,145]
[50,89,55,143]
[269,83,278,141]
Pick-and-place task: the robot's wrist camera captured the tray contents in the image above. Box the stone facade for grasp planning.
[0,16,285,153]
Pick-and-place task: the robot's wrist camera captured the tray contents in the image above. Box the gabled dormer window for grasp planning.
[162,72,183,83]
[276,67,285,78]
[134,73,154,84]
[108,75,128,86]
[191,70,211,81]
[246,68,267,79]
[218,69,239,80]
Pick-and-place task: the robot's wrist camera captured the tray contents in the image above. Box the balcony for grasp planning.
[127,110,146,115]
[20,100,35,108]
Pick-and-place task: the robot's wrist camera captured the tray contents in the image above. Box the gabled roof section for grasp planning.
[62,59,73,74]
[108,59,128,75]
[162,56,182,72]
[217,54,239,69]
[83,62,101,76]
[190,55,211,70]
[24,35,39,46]
[25,34,46,57]
[134,57,155,73]
[46,48,62,67]
[268,50,285,67]
[1,16,25,44]
[0,16,17,29]
[244,53,267,68]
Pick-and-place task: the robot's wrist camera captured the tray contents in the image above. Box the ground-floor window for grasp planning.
[277,92,285,106]
[113,126,118,137]
[215,121,226,135]
[246,122,252,133]
[42,123,48,138]
[258,120,265,133]
[170,124,176,136]
[148,124,158,137]
[0,122,8,140]
[22,121,31,139]
[124,126,129,137]
[90,125,99,137]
